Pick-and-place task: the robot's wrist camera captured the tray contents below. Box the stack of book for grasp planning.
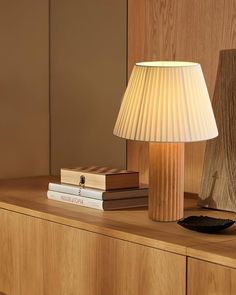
[47,166,148,211]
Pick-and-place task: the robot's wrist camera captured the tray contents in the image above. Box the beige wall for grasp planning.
[50,0,127,174]
[0,1,49,178]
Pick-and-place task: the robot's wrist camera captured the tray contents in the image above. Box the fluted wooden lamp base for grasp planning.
[149,143,184,222]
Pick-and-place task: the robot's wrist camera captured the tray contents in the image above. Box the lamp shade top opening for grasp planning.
[113,61,218,143]
[136,61,199,67]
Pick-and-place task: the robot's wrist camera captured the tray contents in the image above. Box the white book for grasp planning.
[48,182,148,200]
[47,190,148,211]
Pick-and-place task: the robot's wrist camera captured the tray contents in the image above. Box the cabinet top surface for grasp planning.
[0,176,236,268]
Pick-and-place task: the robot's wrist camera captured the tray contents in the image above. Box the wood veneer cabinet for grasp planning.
[0,177,236,295]
[0,210,185,295]
[188,258,236,295]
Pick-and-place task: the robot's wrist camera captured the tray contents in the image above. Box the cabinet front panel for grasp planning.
[188,258,236,295]
[0,209,186,295]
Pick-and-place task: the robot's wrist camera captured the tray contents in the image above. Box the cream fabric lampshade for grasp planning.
[114,61,218,142]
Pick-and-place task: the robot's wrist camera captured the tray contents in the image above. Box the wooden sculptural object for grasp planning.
[199,49,236,212]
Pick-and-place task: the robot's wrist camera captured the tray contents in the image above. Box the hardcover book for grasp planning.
[47,190,148,211]
[61,166,139,190]
[49,182,148,200]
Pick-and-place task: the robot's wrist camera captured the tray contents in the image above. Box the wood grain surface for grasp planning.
[187,239,236,269]
[127,0,236,193]
[1,177,236,294]
[0,177,236,268]
[0,207,186,295]
[149,143,184,221]
[188,258,236,295]
[199,49,236,212]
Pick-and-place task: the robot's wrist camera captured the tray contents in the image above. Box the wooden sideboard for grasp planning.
[0,177,236,295]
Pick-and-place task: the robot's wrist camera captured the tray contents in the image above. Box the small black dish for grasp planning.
[177,215,235,233]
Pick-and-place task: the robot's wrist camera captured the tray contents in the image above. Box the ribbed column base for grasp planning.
[148,143,184,222]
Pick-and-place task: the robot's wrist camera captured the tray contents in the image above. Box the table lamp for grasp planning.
[113,61,218,222]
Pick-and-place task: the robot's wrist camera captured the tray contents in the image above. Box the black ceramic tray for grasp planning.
[177,216,235,233]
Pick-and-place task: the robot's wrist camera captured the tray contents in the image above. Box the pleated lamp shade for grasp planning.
[114,61,218,142]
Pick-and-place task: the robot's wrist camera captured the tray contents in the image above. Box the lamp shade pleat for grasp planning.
[113,61,218,142]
